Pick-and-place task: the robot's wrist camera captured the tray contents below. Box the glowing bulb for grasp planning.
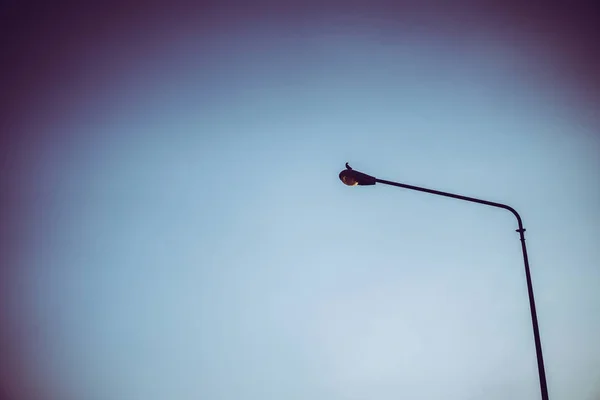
[341,174,359,186]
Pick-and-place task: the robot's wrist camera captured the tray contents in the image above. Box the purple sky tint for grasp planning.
[1,2,599,400]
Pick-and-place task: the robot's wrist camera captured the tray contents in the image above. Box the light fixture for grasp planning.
[338,162,376,186]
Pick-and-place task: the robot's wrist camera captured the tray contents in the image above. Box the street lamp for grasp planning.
[339,162,549,400]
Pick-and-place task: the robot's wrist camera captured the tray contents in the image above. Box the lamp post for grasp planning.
[339,162,549,400]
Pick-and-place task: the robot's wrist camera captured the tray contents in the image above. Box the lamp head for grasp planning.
[339,163,376,186]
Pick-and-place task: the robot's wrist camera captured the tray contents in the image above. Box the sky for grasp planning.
[1,3,599,400]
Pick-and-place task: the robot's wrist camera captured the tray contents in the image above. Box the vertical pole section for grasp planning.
[517,227,549,400]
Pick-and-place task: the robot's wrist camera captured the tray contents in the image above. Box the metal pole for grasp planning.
[517,226,549,400]
[375,178,549,400]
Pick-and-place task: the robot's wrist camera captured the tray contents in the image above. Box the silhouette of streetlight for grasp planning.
[338,162,549,400]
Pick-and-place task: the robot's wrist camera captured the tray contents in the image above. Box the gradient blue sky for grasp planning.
[6,9,600,400]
